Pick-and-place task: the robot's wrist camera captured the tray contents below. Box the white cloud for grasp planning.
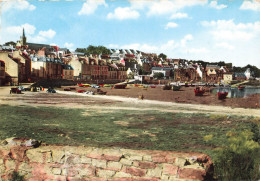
[3,0,36,12]
[64,42,74,49]
[146,0,208,16]
[180,34,193,47]
[187,47,209,54]
[107,34,193,55]
[1,23,57,44]
[165,22,178,29]
[107,7,140,20]
[215,42,235,50]
[209,1,227,10]
[108,44,119,49]
[240,0,260,11]
[78,0,107,15]
[39,29,56,39]
[5,24,36,36]
[170,13,189,19]
[201,19,260,41]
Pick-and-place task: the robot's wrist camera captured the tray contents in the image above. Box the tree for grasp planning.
[158,53,167,60]
[4,41,16,47]
[75,45,110,55]
[153,72,164,79]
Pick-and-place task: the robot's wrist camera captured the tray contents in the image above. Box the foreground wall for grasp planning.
[0,143,213,181]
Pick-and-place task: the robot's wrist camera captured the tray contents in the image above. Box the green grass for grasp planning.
[0,104,257,159]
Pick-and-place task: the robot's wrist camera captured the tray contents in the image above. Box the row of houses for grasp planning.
[0,29,253,85]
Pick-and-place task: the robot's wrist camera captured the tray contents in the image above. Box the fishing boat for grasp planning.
[114,84,127,89]
[217,92,228,100]
[163,85,172,90]
[194,87,205,96]
[172,85,181,91]
[238,86,245,90]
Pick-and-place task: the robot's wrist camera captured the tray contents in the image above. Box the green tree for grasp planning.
[158,53,167,60]
[4,41,16,47]
[75,45,111,55]
[153,72,164,79]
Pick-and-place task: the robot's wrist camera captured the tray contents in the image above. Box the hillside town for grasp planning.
[0,29,257,86]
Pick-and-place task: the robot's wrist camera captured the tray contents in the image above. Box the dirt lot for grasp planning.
[58,85,260,109]
[1,85,260,117]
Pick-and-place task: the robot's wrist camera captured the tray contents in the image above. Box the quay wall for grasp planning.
[0,144,213,181]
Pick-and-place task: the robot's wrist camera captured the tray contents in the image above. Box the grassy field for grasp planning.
[0,104,257,159]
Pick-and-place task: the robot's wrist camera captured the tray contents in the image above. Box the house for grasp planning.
[223,72,233,84]
[0,52,19,84]
[0,60,5,85]
[233,72,247,81]
[31,54,63,80]
[13,50,31,82]
[69,56,84,80]
[62,64,74,80]
[151,67,174,79]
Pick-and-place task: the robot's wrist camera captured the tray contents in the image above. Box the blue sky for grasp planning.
[1,0,260,67]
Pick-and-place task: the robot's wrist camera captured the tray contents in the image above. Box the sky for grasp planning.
[0,0,260,67]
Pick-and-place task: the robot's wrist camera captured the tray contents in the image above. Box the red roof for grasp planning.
[125,54,135,58]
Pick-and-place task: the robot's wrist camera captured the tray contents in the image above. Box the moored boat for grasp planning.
[217,92,228,99]
[238,86,245,90]
[114,84,127,89]
[172,85,181,91]
[194,87,205,96]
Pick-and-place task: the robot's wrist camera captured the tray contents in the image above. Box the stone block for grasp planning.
[80,156,92,164]
[165,155,176,164]
[66,155,80,164]
[146,167,162,178]
[52,167,62,175]
[127,155,143,161]
[78,166,96,177]
[120,158,133,166]
[134,178,161,181]
[134,161,156,169]
[143,155,153,162]
[113,171,132,178]
[175,158,187,167]
[152,156,166,163]
[92,159,107,168]
[162,164,178,176]
[126,167,146,177]
[26,149,44,163]
[97,169,116,178]
[67,168,79,177]
[19,162,32,172]
[5,160,16,170]
[107,161,123,171]
[52,150,65,163]
[179,168,206,180]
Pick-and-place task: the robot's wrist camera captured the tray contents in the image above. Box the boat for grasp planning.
[163,85,172,90]
[150,85,156,88]
[114,84,127,89]
[173,85,181,91]
[238,86,245,90]
[194,87,205,96]
[217,92,228,100]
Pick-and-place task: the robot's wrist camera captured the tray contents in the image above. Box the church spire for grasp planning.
[20,28,27,47]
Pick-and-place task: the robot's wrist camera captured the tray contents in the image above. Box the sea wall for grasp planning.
[0,143,213,181]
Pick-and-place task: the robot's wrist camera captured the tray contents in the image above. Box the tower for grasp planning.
[20,28,27,46]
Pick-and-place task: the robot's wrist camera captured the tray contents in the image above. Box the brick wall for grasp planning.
[0,143,213,181]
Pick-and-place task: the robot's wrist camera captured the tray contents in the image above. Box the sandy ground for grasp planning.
[1,85,260,117]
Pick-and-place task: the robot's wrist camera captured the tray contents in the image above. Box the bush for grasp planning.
[10,171,25,181]
[214,130,260,181]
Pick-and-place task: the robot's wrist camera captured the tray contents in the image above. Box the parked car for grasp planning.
[10,88,22,94]
[47,88,56,93]
[90,85,100,88]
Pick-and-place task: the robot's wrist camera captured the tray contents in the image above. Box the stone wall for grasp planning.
[0,144,213,181]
